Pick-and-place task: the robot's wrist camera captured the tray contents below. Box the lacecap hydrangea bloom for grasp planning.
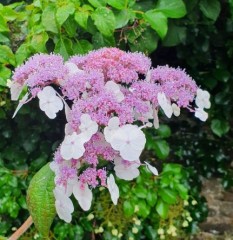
[10,47,211,223]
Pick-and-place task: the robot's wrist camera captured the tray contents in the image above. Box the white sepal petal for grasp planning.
[10,82,24,101]
[145,161,158,175]
[73,182,92,211]
[172,103,180,117]
[157,92,173,118]
[12,92,29,118]
[107,174,119,205]
[194,108,208,122]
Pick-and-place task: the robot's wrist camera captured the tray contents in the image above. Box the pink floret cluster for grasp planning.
[11,47,210,222]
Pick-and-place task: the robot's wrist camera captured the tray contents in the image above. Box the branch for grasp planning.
[8,216,33,240]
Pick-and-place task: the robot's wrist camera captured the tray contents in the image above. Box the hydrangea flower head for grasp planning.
[10,47,210,222]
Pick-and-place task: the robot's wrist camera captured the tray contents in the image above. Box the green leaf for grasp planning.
[56,3,75,26]
[30,32,48,52]
[200,0,221,21]
[75,11,89,29]
[107,0,126,10]
[147,191,157,207]
[92,32,115,48]
[138,200,150,218]
[91,7,116,37]
[144,10,167,39]
[211,119,230,137]
[160,188,177,204]
[88,0,106,7]
[114,9,132,29]
[0,65,11,86]
[0,6,18,21]
[156,199,168,218]
[0,45,15,66]
[134,185,148,199]
[27,163,56,238]
[54,38,73,60]
[15,44,31,65]
[163,23,186,47]
[175,183,188,199]
[73,40,93,54]
[157,124,171,138]
[156,0,186,18]
[129,27,158,54]
[0,15,9,32]
[123,200,134,217]
[153,139,170,159]
[42,5,58,33]
[163,163,181,174]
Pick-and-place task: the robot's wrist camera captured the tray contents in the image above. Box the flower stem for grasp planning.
[8,216,33,240]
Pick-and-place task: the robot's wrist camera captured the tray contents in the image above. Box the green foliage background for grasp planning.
[0,0,232,239]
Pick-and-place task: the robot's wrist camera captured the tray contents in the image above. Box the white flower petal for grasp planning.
[105,81,124,102]
[10,82,24,101]
[12,92,29,118]
[153,108,159,129]
[73,182,92,211]
[157,92,173,118]
[194,108,208,122]
[104,117,120,143]
[145,161,158,175]
[195,89,211,109]
[172,103,180,117]
[65,62,84,76]
[107,174,119,205]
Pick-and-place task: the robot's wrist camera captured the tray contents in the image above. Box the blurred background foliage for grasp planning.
[0,0,232,239]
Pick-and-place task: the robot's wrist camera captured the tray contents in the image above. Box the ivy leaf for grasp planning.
[144,11,167,39]
[211,119,230,137]
[153,139,170,160]
[56,3,75,26]
[200,0,221,21]
[107,0,127,10]
[27,163,56,238]
[42,5,58,33]
[156,0,186,18]
[156,199,168,218]
[91,7,116,37]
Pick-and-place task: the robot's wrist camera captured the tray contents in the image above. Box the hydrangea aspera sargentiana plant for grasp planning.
[10,48,210,223]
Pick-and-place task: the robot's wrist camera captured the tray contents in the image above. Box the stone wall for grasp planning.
[195,178,233,240]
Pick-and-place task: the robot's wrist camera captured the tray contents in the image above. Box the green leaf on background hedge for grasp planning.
[108,0,126,10]
[156,199,168,218]
[123,200,134,217]
[163,23,186,47]
[0,6,18,21]
[0,65,11,86]
[144,10,167,39]
[114,9,132,29]
[211,119,230,137]
[156,0,186,18]
[92,7,116,37]
[0,45,15,66]
[88,0,106,7]
[75,11,89,29]
[129,27,158,54]
[54,38,73,60]
[56,3,75,26]
[73,40,93,54]
[0,15,9,32]
[27,163,55,238]
[160,188,177,204]
[147,191,157,207]
[15,43,31,65]
[42,5,58,33]
[0,33,9,43]
[153,139,170,159]
[200,0,220,21]
[138,200,150,218]
[92,32,115,48]
[157,124,171,138]
[31,32,48,52]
